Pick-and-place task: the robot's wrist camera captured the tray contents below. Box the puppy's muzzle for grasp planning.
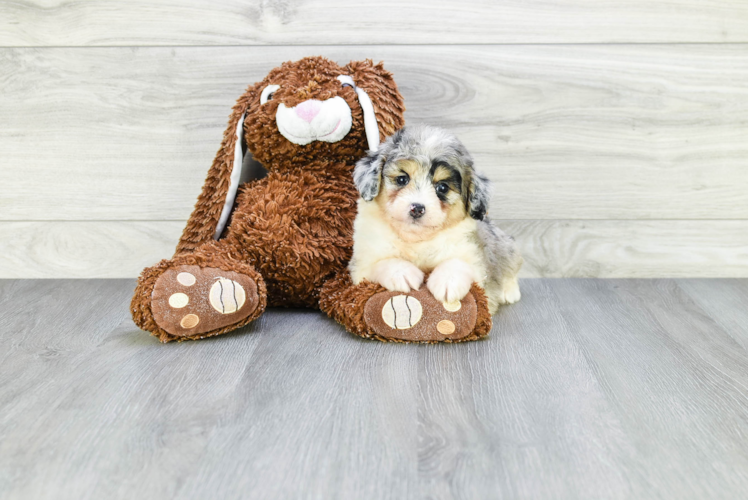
[409,203,426,219]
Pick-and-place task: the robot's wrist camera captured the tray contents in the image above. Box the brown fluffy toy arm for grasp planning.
[175,89,255,255]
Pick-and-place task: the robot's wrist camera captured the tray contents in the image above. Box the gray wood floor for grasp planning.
[1,279,748,499]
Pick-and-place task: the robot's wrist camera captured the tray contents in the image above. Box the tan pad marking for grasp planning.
[437,320,456,335]
[180,314,200,329]
[443,301,461,312]
[177,272,196,286]
[168,293,189,308]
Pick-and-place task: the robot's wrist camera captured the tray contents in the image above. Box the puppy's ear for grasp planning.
[467,172,491,220]
[353,147,386,201]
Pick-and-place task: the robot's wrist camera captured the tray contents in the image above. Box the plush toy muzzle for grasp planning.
[276,96,353,146]
[261,74,380,151]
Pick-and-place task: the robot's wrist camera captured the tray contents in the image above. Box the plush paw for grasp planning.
[497,277,521,305]
[364,287,482,342]
[370,258,425,293]
[151,265,260,336]
[426,258,476,305]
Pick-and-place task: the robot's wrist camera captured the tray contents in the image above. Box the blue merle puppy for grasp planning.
[348,124,522,313]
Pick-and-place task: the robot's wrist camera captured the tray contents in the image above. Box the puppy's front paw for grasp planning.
[497,277,521,305]
[371,258,425,293]
[427,259,476,304]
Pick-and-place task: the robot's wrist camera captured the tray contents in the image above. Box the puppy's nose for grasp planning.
[295,100,321,123]
[409,203,426,219]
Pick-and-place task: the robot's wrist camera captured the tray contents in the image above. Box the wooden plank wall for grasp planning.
[1,1,747,278]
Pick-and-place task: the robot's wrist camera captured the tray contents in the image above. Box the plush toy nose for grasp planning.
[295,100,322,123]
[409,203,426,219]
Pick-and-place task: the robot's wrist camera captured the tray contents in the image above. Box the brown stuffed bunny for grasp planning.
[131,56,492,343]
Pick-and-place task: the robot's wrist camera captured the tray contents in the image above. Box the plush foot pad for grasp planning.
[364,288,478,342]
[151,265,259,336]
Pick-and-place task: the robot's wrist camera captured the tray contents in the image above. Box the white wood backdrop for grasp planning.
[1,1,747,278]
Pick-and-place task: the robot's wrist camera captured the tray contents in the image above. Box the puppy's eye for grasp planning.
[435,182,449,195]
[395,175,409,187]
[341,83,353,88]
[260,84,280,105]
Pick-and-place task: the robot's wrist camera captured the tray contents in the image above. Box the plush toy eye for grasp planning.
[435,182,449,195]
[337,75,356,89]
[395,175,409,187]
[260,84,280,105]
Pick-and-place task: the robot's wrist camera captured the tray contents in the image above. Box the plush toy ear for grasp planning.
[337,75,379,151]
[467,171,491,220]
[212,112,247,239]
[344,60,406,147]
[211,111,268,240]
[175,87,257,255]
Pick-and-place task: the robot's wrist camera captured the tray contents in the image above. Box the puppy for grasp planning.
[349,124,522,314]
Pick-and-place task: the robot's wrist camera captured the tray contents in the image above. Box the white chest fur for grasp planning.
[349,200,488,285]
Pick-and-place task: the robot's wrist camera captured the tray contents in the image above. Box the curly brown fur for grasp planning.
[176,57,405,254]
[132,56,406,341]
[216,170,359,307]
